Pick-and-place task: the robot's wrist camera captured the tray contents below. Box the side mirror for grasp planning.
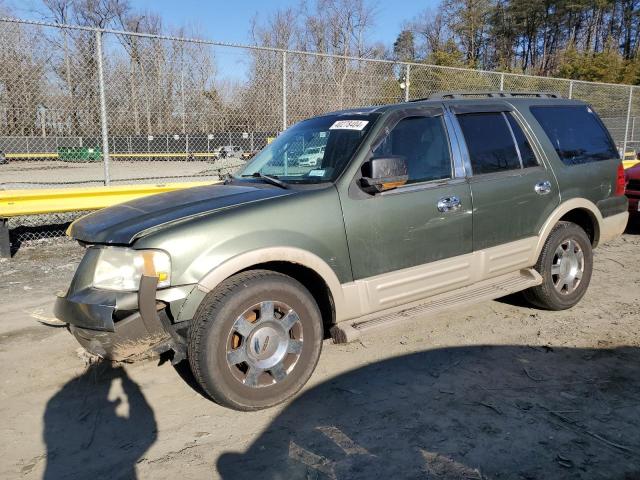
[360,156,408,193]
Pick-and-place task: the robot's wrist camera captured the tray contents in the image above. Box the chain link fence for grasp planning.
[0,17,639,248]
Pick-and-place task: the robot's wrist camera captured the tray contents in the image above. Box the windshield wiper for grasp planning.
[241,172,288,189]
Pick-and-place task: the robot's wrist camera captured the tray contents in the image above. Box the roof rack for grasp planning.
[413,91,562,101]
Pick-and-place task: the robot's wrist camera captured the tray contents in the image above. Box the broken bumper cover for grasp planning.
[54,276,183,361]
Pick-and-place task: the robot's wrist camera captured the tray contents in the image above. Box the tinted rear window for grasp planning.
[530,105,618,165]
[458,112,521,174]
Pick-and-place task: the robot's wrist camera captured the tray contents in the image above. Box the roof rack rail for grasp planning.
[412,91,562,101]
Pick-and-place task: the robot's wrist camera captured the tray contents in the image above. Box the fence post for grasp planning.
[282,51,287,131]
[95,30,111,186]
[404,64,410,102]
[499,72,505,91]
[181,69,186,135]
[568,80,574,99]
[623,86,633,157]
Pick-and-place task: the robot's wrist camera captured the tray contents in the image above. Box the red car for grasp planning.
[626,162,640,219]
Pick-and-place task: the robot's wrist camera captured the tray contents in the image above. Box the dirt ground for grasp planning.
[1,221,639,480]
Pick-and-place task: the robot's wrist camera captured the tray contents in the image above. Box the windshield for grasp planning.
[237,113,379,183]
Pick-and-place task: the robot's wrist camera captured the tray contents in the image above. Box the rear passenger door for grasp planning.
[451,104,560,250]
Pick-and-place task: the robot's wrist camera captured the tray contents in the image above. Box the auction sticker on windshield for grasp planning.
[329,120,369,130]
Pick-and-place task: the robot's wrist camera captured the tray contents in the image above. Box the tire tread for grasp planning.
[187,269,320,410]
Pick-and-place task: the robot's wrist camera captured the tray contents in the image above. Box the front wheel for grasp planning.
[188,270,323,411]
[523,221,593,310]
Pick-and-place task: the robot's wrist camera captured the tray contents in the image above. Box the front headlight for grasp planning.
[92,247,171,291]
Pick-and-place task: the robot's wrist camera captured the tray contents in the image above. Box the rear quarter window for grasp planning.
[530,105,619,165]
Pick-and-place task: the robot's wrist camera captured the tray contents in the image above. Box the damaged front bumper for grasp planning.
[54,275,188,362]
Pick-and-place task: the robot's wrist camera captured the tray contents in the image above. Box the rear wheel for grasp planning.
[188,270,323,411]
[523,221,593,310]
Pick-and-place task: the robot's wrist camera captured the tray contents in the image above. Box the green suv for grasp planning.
[55,92,629,410]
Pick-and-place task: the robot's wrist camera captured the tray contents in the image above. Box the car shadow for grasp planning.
[43,361,157,480]
[217,345,640,480]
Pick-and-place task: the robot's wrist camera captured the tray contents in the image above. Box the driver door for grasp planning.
[340,108,473,312]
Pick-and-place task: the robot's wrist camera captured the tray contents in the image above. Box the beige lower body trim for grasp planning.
[337,236,538,321]
[599,212,629,244]
[337,206,628,323]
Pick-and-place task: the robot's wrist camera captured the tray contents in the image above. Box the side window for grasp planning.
[373,116,451,184]
[506,114,538,168]
[457,112,521,174]
[530,105,619,165]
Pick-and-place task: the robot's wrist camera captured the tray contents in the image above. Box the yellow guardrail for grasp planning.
[6,152,59,159]
[0,181,218,217]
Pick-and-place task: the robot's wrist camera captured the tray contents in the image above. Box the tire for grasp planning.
[188,270,323,411]
[523,221,593,310]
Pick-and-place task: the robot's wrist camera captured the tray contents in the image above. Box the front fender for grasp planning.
[174,246,349,323]
[134,187,353,322]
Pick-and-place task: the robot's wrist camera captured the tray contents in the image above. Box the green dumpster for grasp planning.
[58,147,102,162]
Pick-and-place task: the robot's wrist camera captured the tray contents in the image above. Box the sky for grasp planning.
[131,0,437,48]
[10,0,438,80]
[11,0,438,49]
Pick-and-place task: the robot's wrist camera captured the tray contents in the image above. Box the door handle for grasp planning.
[534,181,552,195]
[437,196,462,213]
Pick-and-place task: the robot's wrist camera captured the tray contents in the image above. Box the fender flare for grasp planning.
[532,198,602,263]
[176,247,347,322]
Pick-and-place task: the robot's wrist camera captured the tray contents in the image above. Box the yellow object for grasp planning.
[6,152,58,159]
[0,181,219,217]
[623,159,639,170]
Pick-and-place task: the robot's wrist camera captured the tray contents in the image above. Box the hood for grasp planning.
[69,183,294,244]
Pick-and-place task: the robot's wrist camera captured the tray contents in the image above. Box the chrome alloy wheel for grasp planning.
[551,239,585,295]
[226,301,303,388]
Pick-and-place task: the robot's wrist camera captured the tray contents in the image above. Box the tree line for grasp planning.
[0,0,638,139]
[393,0,640,84]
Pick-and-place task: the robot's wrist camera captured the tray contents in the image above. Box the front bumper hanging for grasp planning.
[54,275,186,362]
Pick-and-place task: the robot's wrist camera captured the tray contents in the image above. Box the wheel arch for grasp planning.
[534,198,603,263]
[558,208,599,245]
[182,247,345,333]
[240,261,336,336]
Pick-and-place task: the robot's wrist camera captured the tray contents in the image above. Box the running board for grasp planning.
[331,268,542,344]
